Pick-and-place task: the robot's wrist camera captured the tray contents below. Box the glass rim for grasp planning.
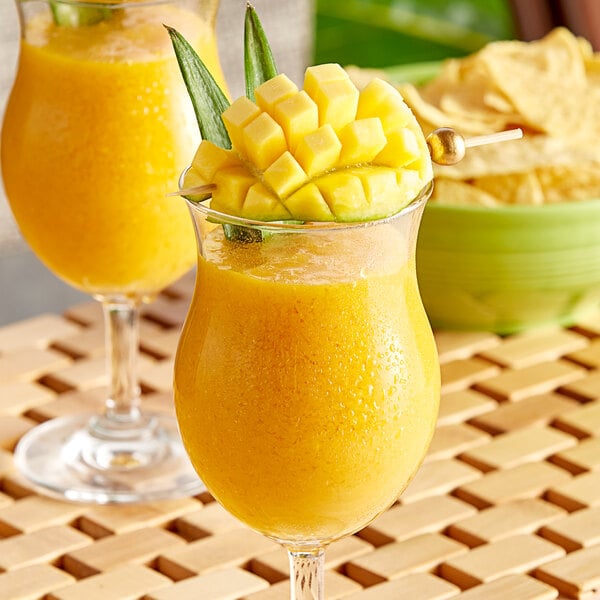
[180,172,433,233]
[35,0,171,7]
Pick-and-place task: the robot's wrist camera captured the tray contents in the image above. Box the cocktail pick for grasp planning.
[173,127,525,198]
[427,127,523,165]
[168,183,215,197]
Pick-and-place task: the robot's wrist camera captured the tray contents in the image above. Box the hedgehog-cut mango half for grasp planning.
[183,64,433,222]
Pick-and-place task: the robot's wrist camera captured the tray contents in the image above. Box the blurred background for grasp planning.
[0,0,597,325]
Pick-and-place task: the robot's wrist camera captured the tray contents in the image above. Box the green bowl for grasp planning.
[416,198,600,333]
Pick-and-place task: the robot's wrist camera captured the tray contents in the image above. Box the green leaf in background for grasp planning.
[50,1,112,26]
[244,3,278,101]
[165,25,231,149]
[315,0,516,68]
[383,61,441,85]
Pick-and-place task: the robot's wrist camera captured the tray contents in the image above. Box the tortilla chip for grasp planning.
[536,163,600,202]
[430,178,501,207]
[478,29,588,135]
[474,172,545,205]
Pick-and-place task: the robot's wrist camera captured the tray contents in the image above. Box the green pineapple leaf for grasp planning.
[244,2,278,100]
[168,6,280,241]
[165,25,231,149]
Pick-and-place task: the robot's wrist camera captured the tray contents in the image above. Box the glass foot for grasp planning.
[14,412,205,503]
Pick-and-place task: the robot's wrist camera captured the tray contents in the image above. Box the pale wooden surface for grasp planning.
[0,274,599,599]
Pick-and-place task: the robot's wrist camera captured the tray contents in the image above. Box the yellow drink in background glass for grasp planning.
[0,0,227,504]
[2,4,225,296]
[175,199,440,544]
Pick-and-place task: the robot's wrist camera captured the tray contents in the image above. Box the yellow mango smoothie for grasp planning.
[174,219,440,543]
[1,4,226,296]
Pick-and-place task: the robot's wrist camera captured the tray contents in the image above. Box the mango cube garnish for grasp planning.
[295,124,342,177]
[273,91,319,152]
[242,112,287,171]
[183,63,432,222]
[263,151,307,198]
[221,97,261,155]
[284,183,334,222]
[254,74,298,113]
[338,118,387,167]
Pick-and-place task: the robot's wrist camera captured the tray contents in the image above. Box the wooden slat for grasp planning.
[47,564,171,600]
[551,436,600,474]
[0,564,75,600]
[401,458,482,504]
[345,533,467,586]
[0,525,92,571]
[539,506,600,551]
[0,347,72,384]
[62,528,186,578]
[476,328,588,369]
[0,314,82,354]
[79,497,203,538]
[472,361,585,402]
[0,382,56,417]
[455,462,572,509]
[51,326,105,359]
[459,426,576,472]
[0,495,85,536]
[341,572,459,600]
[425,423,491,463]
[437,389,497,427]
[559,374,600,403]
[535,544,600,599]
[546,471,600,511]
[435,331,501,364]
[469,392,578,435]
[553,400,600,438]
[174,502,246,540]
[454,574,558,600]
[440,534,564,589]
[448,498,566,547]
[440,358,501,395]
[360,495,477,546]
[566,338,600,368]
[0,416,38,451]
[157,528,279,580]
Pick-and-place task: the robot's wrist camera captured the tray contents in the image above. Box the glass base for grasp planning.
[14,412,205,503]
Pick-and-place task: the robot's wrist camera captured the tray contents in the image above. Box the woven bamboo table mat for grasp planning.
[0,271,599,600]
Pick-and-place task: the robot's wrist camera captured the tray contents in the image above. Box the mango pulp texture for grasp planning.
[183,64,433,222]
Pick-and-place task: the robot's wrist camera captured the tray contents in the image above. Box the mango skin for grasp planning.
[183,64,432,222]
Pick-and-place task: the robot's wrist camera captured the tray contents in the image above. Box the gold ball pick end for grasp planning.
[426,127,466,165]
[427,127,523,165]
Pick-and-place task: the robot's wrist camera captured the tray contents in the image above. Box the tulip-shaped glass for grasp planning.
[174,184,440,598]
[1,0,226,503]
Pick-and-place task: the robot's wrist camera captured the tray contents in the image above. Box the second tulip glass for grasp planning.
[1,0,226,503]
[174,184,440,598]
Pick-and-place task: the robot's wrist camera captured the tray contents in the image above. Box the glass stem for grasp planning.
[288,547,325,600]
[102,297,142,426]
